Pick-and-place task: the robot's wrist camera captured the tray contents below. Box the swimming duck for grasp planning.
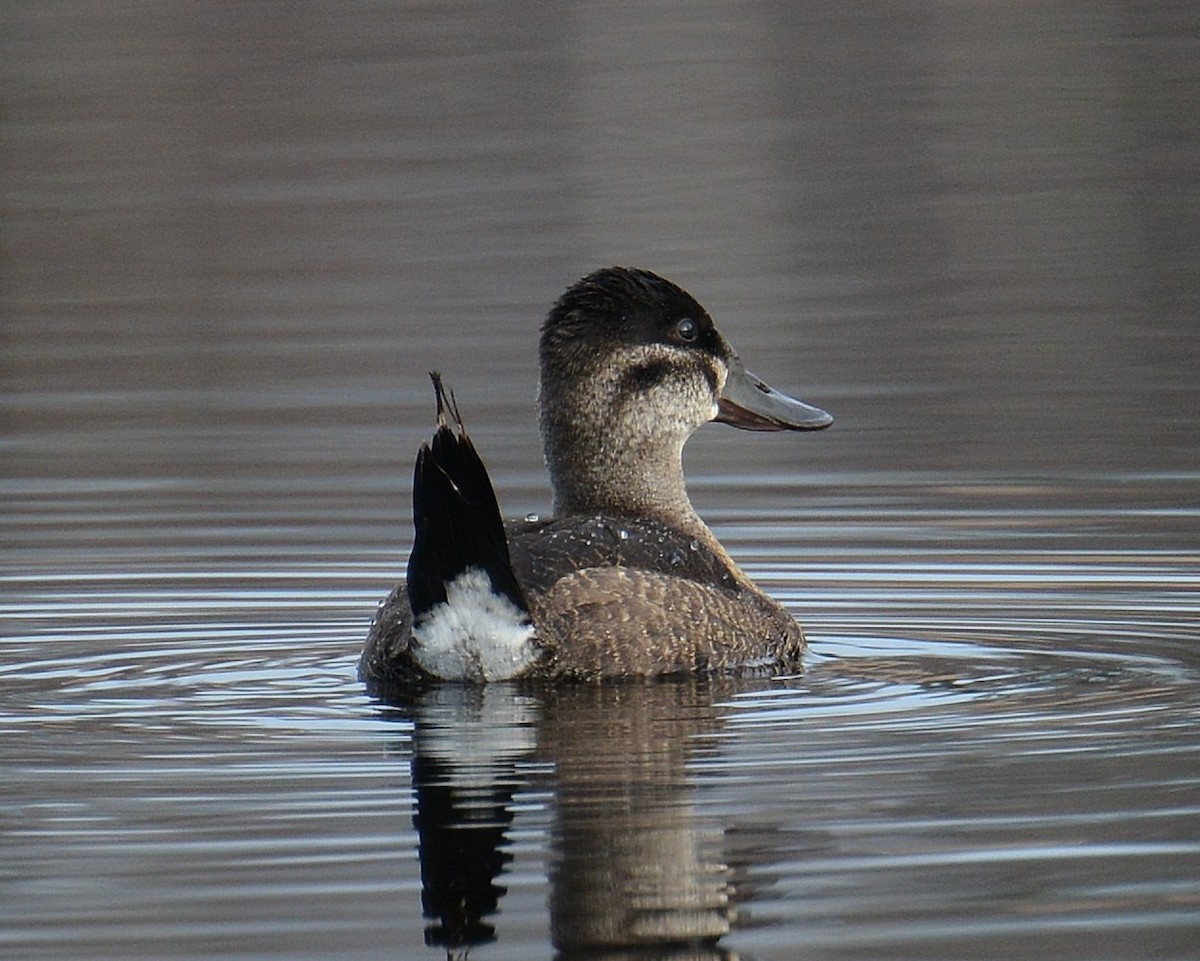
[359,266,831,688]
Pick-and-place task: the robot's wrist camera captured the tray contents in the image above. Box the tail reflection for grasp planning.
[406,685,538,953]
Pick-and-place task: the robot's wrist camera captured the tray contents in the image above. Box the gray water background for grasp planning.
[3,2,1199,959]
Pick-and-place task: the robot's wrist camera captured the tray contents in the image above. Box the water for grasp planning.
[3,1,1200,959]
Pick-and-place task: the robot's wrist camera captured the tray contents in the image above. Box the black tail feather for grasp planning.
[406,373,529,620]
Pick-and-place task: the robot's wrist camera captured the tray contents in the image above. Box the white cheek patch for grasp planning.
[411,567,539,681]
[611,345,725,435]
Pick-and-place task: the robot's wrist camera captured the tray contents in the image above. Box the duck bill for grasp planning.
[715,356,832,432]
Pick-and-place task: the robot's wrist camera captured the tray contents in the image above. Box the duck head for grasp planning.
[538,266,831,520]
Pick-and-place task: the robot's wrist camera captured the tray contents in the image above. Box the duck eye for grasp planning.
[674,318,698,343]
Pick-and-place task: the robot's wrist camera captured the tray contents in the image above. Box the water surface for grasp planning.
[3,2,1199,959]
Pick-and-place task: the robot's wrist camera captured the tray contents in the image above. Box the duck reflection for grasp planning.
[393,678,742,960]
[543,683,734,958]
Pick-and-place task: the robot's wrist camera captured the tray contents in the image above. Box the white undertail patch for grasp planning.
[411,567,539,681]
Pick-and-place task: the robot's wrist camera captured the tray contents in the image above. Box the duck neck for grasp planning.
[540,394,724,558]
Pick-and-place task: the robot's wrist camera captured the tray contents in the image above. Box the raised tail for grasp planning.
[405,373,539,680]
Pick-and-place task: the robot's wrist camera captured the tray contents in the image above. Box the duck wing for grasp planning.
[506,514,738,598]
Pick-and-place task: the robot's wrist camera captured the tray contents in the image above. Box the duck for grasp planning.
[359,266,831,689]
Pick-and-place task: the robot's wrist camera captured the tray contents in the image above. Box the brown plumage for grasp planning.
[359,267,831,691]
